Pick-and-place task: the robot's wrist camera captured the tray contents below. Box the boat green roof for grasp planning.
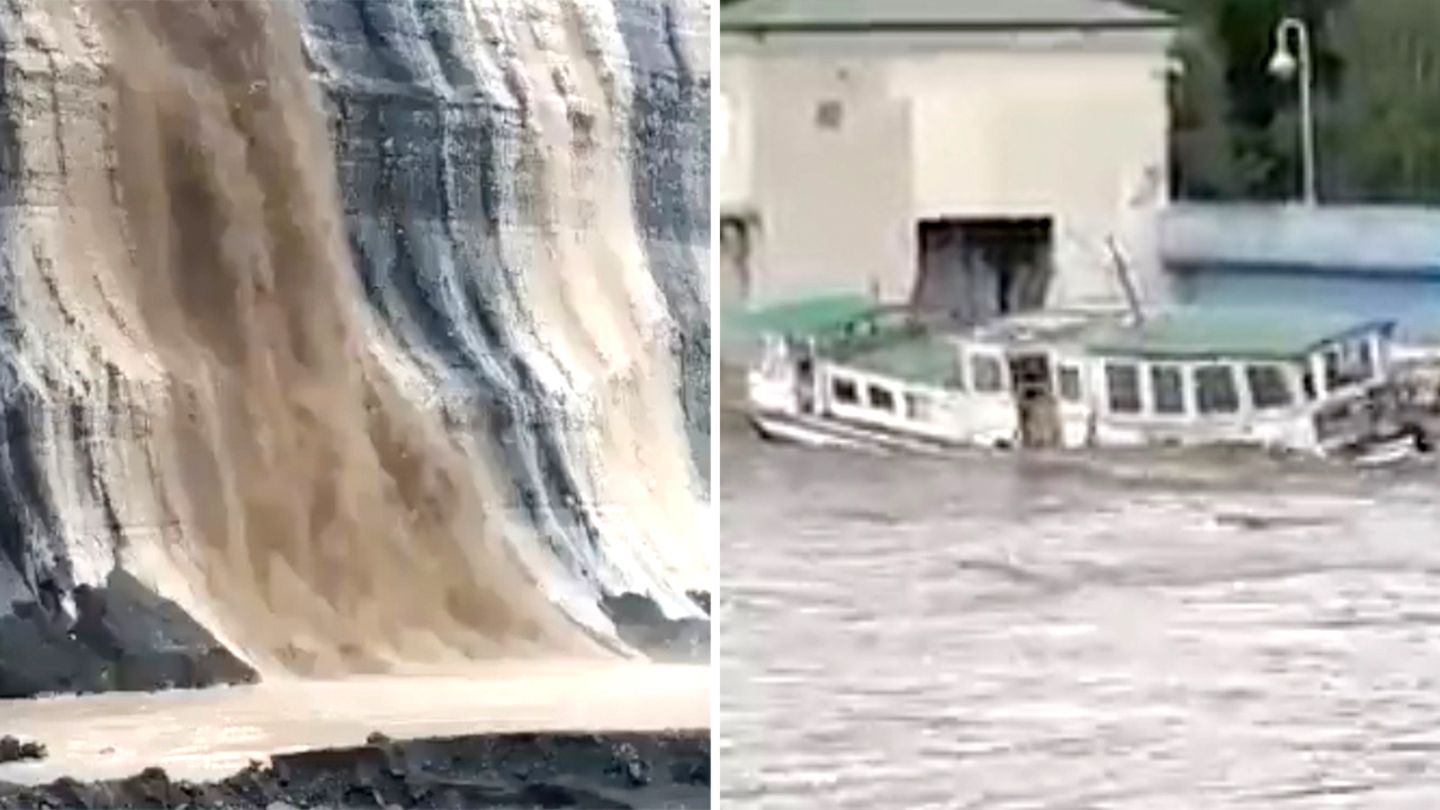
[722,0,1173,33]
[1085,308,1394,360]
[728,294,876,338]
[841,334,960,387]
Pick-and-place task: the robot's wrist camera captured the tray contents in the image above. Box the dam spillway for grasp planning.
[0,0,710,696]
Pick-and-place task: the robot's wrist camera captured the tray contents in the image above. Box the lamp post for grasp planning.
[1269,16,1317,205]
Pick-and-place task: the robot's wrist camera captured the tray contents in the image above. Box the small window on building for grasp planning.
[868,384,896,412]
[1105,363,1141,414]
[1058,365,1082,403]
[905,392,933,422]
[971,355,1005,393]
[1195,365,1240,415]
[1246,365,1293,410]
[833,376,858,405]
[815,100,843,130]
[1150,365,1185,415]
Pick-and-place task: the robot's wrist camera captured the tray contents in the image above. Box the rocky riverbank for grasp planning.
[0,730,709,809]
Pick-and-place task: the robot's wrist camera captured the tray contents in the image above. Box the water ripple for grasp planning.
[722,435,1440,808]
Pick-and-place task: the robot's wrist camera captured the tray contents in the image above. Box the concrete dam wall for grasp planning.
[0,0,710,696]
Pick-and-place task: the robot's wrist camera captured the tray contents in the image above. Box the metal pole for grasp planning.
[1280,18,1318,205]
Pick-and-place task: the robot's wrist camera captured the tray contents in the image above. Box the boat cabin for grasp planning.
[1072,310,1397,453]
[741,297,1399,455]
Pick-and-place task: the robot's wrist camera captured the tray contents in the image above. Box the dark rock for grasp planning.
[0,570,258,699]
[608,742,651,787]
[670,757,710,786]
[602,592,710,663]
[0,737,45,765]
[118,767,175,807]
[687,590,712,615]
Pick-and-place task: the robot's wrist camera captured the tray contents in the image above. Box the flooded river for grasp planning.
[720,424,1440,808]
[0,662,707,785]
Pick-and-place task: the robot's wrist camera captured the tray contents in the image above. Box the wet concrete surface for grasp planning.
[720,419,1440,808]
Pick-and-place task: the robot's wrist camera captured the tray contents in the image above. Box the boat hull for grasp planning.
[747,406,1431,468]
[748,410,957,455]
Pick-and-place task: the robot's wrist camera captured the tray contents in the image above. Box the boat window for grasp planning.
[832,376,858,405]
[1324,337,1375,391]
[1195,365,1240,414]
[905,392,933,422]
[971,355,1005,393]
[1149,365,1185,415]
[1246,365,1293,410]
[1058,365,1082,402]
[868,384,896,412]
[950,358,968,392]
[1301,367,1317,400]
[1105,363,1141,414]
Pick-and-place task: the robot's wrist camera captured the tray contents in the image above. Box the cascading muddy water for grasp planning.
[0,0,709,693]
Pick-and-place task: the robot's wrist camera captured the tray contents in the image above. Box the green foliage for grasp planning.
[1139,0,1334,199]
[1143,0,1440,202]
[1322,0,1440,202]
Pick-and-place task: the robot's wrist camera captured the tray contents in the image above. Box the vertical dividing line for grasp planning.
[707,0,723,803]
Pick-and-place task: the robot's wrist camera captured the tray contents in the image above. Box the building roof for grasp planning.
[1085,308,1394,360]
[722,0,1173,33]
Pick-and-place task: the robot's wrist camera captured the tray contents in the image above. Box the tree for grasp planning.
[1323,0,1440,202]
[1145,0,1344,200]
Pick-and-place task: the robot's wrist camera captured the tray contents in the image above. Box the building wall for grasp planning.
[720,28,1173,310]
[1175,267,1440,343]
[1162,205,1440,345]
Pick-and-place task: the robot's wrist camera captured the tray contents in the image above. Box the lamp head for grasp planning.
[1269,47,1298,81]
[1269,20,1300,81]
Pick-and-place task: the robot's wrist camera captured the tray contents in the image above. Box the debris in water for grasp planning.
[1214,512,1337,531]
[0,737,45,765]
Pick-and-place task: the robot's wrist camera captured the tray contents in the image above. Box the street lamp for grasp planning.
[1269,16,1317,205]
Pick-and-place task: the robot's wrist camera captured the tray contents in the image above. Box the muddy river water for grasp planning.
[0,662,708,785]
[721,426,1440,808]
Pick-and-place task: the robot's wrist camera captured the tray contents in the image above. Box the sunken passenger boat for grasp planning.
[739,295,1418,458]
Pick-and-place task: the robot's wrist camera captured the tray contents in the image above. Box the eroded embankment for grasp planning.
[0,0,710,693]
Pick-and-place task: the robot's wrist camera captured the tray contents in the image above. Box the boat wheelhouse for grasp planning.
[1072,309,1397,454]
[739,297,1404,457]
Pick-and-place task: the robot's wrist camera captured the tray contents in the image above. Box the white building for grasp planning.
[720,0,1177,324]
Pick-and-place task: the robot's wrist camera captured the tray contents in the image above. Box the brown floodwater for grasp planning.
[0,662,707,785]
[721,422,1440,808]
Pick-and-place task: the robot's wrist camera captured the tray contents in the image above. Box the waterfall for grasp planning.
[0,0,710,693]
